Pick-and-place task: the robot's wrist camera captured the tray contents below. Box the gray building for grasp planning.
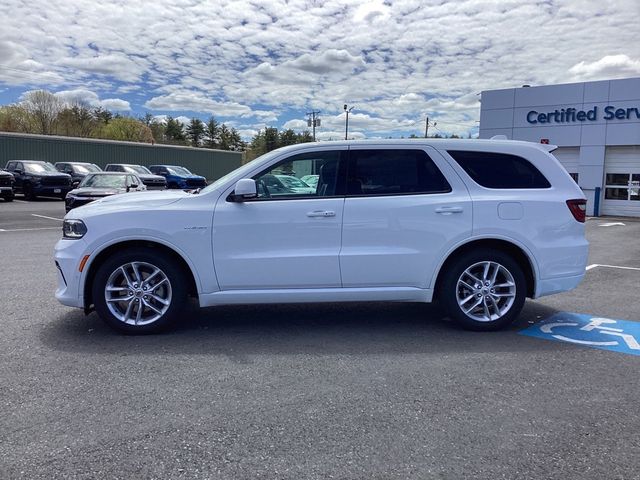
[479,77,640,217]
[0,132,243,181]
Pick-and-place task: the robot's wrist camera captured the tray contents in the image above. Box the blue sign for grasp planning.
[520,312,640,356]
[526,106,640,124]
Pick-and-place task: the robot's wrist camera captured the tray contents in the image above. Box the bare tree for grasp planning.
[21,90,63,135]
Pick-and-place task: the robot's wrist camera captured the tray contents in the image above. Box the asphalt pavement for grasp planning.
[1,198,639,479]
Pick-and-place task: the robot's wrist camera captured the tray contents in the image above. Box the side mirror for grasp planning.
[72,180,80,188]
[14,169,23,175]
[233,178,257,201]
[130,183,139,189]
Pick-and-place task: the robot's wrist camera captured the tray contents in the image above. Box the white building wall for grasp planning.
[479,77,640,216]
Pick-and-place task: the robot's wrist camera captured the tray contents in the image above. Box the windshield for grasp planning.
[79,174,127,188]
[167,166,192,176]
[25,162,57,173]
[75,164,101,174]
[123,165,151,174]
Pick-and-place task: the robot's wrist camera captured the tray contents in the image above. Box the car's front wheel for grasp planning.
[2,192,13,202]
[92,248,188,334]
[23,183,36,200]
[439,249,526,331]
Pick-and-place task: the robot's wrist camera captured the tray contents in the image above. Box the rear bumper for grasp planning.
[534,272,585,298]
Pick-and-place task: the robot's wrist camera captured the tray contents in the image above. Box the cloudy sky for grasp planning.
[1,0,639,140]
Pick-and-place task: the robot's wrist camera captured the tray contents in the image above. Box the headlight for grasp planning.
[63,219,87,239]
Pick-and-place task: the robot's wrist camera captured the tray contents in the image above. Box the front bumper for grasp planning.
[65,196,98,212]
[35,186,71,196]
[54,238,89,308]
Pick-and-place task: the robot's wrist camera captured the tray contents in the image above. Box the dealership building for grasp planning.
[479,77,640,217]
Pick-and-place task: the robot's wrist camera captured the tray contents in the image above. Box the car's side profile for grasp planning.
[54,139,588,334]
[55,162,102,187]
[5,160,72,200]
[0,170,15,202]
[148,165,207,189]
[104,164,167,190]
[64,172,146,212]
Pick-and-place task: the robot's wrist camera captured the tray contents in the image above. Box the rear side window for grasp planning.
[347,149,451,196]
[448,150,551,189]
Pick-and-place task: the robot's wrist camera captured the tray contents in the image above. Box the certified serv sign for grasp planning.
[526,105,640,124]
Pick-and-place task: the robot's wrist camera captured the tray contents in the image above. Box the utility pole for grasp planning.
[425,116,437,138]
[344,104,355,140]
[306,110,321,141]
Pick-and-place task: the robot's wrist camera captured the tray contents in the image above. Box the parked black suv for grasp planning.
[5,160,72,200]
[0,170,15,202]
[104,164,166,190]
[54,162,102,187]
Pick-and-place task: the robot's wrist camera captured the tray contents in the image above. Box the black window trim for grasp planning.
[345,147,452,198]
[447,149,552,190]
[228,150,348,203]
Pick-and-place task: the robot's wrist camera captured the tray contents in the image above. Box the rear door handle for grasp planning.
[306,210,336,217]
[435,206,463,215]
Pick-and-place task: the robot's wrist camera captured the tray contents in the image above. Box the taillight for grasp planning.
[566,199,586,223]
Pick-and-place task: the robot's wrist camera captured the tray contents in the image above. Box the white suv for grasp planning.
[54,140,588,333]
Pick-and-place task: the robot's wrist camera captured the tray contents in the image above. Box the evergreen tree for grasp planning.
[204,116,220,148]
[186,118,205,147]
[164,116,186,143]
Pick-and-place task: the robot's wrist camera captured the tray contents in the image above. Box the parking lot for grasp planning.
[1,198,639,479]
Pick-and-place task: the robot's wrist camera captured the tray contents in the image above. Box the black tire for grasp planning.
[92,247,188,334]
[2,193,13,202]
[23,183,36,201]
[167,182,178,189]
[439,249,526,331]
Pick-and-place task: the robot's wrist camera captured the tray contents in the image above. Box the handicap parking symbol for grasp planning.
[520,312,640,356]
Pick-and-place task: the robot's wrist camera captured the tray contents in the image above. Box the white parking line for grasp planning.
[0,227,61,232]
[587,264,640,272]
[31,213,63,221]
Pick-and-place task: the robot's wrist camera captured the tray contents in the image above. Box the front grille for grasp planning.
[41,176,70,186]
[0,177,12,187]
[186,178,206,187]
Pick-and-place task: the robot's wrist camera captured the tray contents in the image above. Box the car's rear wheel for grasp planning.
[92,248,188,334]
[439,249,526,331]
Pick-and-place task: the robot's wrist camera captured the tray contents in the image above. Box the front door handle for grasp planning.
[435,206,463,215]
[307,210,336,217]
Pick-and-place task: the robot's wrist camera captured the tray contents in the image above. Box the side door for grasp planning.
[8,162,25,192]
[340,145,472,289]
[213,148,347,290]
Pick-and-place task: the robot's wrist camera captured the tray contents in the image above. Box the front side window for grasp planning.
[252,151,344,199]
[347,149,451,196]
[448,150,551,189]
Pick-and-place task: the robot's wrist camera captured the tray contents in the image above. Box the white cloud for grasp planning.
[569,55,640,81]
[1,0,639,138]
[53,88,130,111]
[144,90,275,120]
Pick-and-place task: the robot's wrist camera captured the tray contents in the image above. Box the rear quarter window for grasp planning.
[448,150,551,189]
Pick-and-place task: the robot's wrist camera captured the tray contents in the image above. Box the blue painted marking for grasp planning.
[520,312,640,356]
